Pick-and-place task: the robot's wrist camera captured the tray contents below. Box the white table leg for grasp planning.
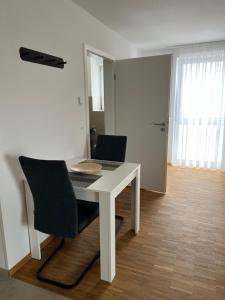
[131,167,140,234]
[99,192,115,282]
[24,181,41,260]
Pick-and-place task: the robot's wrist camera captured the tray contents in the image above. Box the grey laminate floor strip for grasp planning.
[0,269,68,300]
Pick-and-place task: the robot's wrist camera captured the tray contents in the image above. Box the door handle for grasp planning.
[151,122,166,127]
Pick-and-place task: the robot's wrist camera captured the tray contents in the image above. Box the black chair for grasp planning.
[95,135,127,162]
[19,156,99,287]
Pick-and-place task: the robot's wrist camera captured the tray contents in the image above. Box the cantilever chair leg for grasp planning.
[37,238,66,287]
[36,216,124,288]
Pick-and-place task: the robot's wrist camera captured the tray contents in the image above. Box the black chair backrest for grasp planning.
[19,156,78,238]
[95,135,127,162]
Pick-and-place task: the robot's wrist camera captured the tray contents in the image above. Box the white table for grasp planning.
[24,158,141,283]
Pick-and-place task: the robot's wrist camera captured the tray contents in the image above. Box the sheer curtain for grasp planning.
[169,45,225,170]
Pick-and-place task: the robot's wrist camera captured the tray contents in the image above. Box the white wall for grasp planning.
[0,200,6,269]
[0,0,137,269]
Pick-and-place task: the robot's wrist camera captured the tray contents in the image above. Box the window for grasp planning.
[89,53,104,111]
[169,47,225,169]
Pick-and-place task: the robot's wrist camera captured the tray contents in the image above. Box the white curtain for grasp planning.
[169,45,225,170]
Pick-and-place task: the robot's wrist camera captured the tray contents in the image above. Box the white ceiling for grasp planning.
[72,0,225,52]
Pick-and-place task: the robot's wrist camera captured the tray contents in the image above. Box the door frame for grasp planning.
[83,43,115,158]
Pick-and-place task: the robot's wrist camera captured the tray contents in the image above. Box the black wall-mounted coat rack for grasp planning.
[19,47,67,69]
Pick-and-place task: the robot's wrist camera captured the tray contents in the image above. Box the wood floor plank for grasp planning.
[14,167,225,299]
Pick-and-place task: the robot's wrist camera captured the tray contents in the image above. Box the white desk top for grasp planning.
[66,158,140,194]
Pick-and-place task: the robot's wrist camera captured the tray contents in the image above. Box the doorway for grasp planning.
[83,45,115,158]
[87,53,105,157]
[84,48,171,193]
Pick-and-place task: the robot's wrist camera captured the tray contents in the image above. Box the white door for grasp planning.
[115,55,171,192]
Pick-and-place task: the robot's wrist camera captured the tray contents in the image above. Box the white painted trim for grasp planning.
[84,44,115,61]
[83,43,115,158]
[83,44,91,158]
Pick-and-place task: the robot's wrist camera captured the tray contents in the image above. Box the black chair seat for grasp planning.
[77,200,99,233]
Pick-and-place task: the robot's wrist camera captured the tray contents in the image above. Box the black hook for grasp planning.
[47,59,55,63]
[20,47,67,69]
[35,55,44,60]
[57,61,67,66]
[22,52,29,57]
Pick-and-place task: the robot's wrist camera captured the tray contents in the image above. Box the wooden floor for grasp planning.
[14,167,225,299]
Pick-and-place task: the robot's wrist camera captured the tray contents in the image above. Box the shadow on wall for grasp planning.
[4,154,28,226]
